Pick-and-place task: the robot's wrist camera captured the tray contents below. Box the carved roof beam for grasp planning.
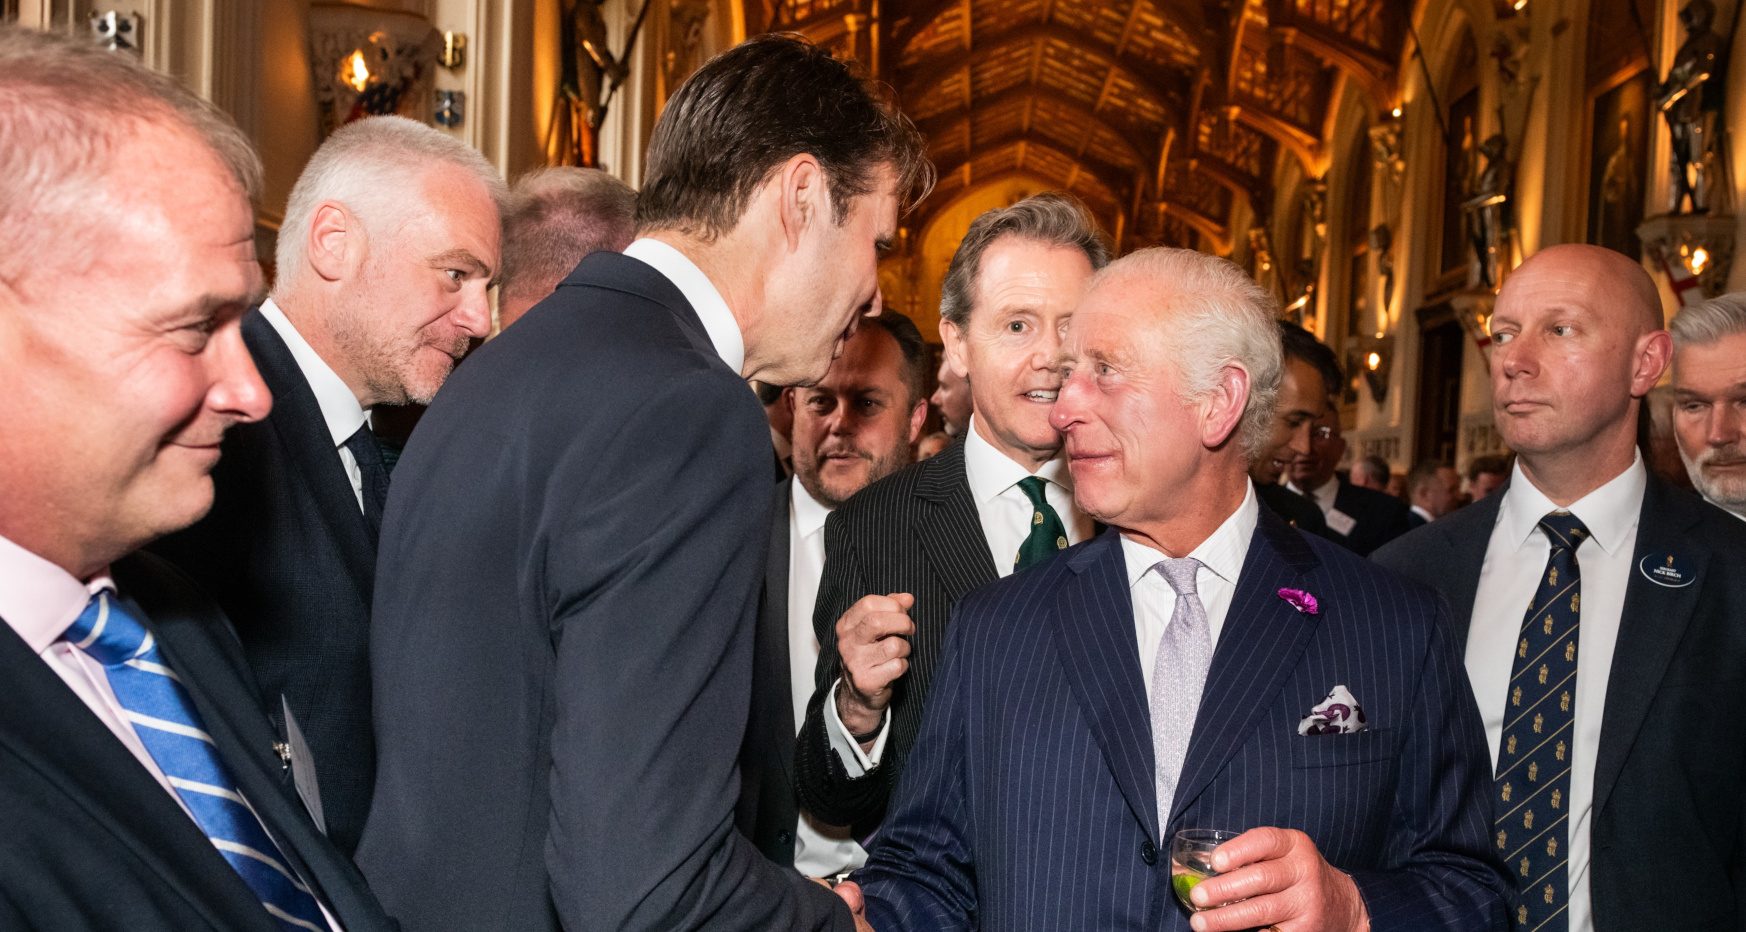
[930,128,1142,195]
[912,83,1155,169]
[897,21,1189,112]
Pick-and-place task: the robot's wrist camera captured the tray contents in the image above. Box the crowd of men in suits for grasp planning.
[2,21,1744,932]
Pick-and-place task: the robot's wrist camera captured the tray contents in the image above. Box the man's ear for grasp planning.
[941,320,971,381]
[1201,363,1252,450]
[1630,329,1672,398]
[782,387,796,417]
[774,153,827,254]
[306,201,360,283]
[907,398,928,444]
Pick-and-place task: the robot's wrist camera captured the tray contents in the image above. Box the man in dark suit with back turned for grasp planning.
[359,35,929,932]
[738,315,929,875]
[842,247,1509,932]
[1375,244,1746,932]
[150,114,504,856]
[0,27,392,932]
[793,194,1105,840]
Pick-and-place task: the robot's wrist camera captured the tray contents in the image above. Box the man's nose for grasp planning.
[208,320,273,424]
[1050,371,1088,431]
[454,283,493,338]
[1708,403,1742,447]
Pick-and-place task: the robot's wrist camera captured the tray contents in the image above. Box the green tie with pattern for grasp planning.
[1014,476,1069,571]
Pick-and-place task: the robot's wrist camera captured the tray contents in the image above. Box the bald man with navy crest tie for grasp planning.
[1377,244,1746,932]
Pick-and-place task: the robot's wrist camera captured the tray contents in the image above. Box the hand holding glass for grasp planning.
[1171,828,1242,913]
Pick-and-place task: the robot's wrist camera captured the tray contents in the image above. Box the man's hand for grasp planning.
[1186,827,1368,932]
[834,593,915,739]
[834,879,875,932]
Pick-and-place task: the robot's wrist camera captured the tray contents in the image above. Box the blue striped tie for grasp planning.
[64,589,328,932]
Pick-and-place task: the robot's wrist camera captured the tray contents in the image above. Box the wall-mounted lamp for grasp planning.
[90,11,141,54]
[1352,333,1395,405]
[435,89,465,128]
[440,31,466,69]
[342,48,371,92]
[1390,106,1402,119]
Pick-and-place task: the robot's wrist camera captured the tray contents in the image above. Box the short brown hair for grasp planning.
[863,312,928,408]
[939,192,1109,329]
[501,167,636,303]
[635,33,931,240]
[0,25,261,288]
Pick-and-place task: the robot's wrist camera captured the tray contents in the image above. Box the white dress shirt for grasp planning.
[786,481,868,878]
[259,298,371,513]
[824,415,1092,773]
[1465,454,1645,932]
[1410,504,1435,524]
[1121,482,1257,694]
[1287,475,1356,537]
[623,237,745,373]
[0,533,342,931]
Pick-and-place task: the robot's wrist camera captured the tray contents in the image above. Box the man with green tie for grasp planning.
[792,193,1107,842]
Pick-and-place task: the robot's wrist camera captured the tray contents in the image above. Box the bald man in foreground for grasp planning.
[1375,244,1746,932]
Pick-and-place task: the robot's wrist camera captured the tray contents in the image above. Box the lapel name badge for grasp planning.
[1638,551,1696,588]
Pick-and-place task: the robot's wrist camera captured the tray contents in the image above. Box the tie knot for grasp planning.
[344,423,383,468]
[1155,557,1203,597]
[1015,475,1049,508]
[1537,511,1591,551]
[62,590,151,667]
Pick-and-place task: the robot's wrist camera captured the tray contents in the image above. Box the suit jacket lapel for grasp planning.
[1427,491,1502,652]
[1593,476,1705,816]
[0,618,277,932]
[912,444,1000,600]
[1050,532,1160,841]
[1170,514,1323,825]
[760,480,797,784]
[242,312,376,602]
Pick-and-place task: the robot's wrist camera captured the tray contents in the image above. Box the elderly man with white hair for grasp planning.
[150,114,506,856]
[1670,293,1746,520]
[837,247,1510,932]
[0,26,394,932]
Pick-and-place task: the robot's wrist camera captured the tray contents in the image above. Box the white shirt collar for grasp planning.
[790,478,834,539]
[962,414,1072,506]
[622,237,745,374]
[0,532,113,653]
[259,298,370,449]
[1410,504,1434,524]
[1495,451,1646,557]
[1121,481,1259,588]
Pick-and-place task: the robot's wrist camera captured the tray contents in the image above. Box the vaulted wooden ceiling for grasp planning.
[748,0,1408,254]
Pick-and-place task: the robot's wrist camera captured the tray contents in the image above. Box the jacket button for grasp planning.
[1140,839,1158,865]
[778,830,793,844]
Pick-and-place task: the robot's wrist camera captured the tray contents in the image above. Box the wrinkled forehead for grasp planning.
[1067,274,1170,356]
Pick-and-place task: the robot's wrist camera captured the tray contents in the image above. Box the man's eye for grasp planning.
[1492,332,1514,345]
[1551,325,1573,337]
[446,269,464,283]
[1007,320,1025,333]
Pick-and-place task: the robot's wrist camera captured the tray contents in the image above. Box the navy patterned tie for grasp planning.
[64,590,328,932]
[1495,511,1587,932]
[343,423,389,540]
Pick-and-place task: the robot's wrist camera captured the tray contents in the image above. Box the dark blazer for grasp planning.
[0,551,393,932]
[1373,475,1746,932]
[793,441,999,834]
[1316,477,1414,556]
[358,252,851,932]
[1257,481,1331,538]
[738,477,801,865]
[149,309,378,856]
[856,514,1511,932]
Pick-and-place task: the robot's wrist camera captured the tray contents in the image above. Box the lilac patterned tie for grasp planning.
[1150,557,1212,834]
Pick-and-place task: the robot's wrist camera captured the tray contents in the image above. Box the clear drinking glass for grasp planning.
[1171,828,1241,912]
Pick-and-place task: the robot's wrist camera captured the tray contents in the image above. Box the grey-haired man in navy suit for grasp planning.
[843,247,1509,932]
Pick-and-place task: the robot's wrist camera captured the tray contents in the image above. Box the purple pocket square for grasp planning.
[1297,685,1367,735]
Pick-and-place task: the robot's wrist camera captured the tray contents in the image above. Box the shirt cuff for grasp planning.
[825,677,890,776]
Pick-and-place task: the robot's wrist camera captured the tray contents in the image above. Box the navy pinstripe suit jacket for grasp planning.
[856,509,1511,932]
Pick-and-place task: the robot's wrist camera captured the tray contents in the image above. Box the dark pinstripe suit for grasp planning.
[793,441,998,833]
[856,511,1511,931]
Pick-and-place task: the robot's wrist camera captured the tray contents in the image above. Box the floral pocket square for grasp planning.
[1297,685,1367,736]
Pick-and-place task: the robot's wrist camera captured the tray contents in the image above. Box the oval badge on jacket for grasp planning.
[1638,552,1696,588]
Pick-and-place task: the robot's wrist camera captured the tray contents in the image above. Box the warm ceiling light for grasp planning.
[343,50,371,93]
[1367,352,1382,371]
[1692,247,1709,274]
[1391,107,1402,118]
[1513,0,1527,9]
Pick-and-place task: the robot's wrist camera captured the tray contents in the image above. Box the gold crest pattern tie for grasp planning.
[1495,511,1587,932]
